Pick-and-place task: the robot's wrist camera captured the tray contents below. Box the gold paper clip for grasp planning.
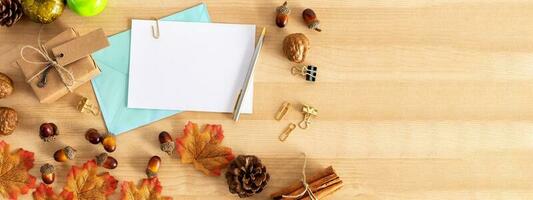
[275,102,291,120]
[77,96,99,116]
[299,104,318,129]
[279,123,296,142]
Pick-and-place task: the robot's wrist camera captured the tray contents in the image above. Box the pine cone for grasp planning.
[225,155,270,198]
[0,0,23,27]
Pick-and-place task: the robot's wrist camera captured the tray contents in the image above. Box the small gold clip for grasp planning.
[279,123,296,142]
[299,104,318,129]
[152,18,160,39]
[275,102,291,121]
[77,96,99,116]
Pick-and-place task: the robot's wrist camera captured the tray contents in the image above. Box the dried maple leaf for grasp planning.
[60,160,118,200]
[120,177,172,200]
[32,183,67,200]
[0,140,36,199]
[176,122,235,176]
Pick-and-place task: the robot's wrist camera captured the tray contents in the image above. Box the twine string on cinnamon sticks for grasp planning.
[271,166,343,200]
[19,25,75,91]
[282,153,318,200]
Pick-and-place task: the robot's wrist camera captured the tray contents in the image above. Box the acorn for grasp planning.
[146,156,161,178]
[40,163,55,184]
[158,131,175,155]
[283,33,310,63]
[302,8,322,32]
[101,134,116,153]
[275,1,290,28]
[95,153,118,169]
[54,146,76,162]
[85,128,102,144]
[39,123,58,142]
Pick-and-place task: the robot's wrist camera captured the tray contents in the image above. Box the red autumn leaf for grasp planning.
[120,177,172,200]
[0,140,36,199]
[59,160,118,200]
[176,121,235,176]
[32,183,70,200]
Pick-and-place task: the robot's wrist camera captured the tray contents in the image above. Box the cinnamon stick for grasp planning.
[299,181,344,200]
[271,166,335,199]
[283,173,339,198]
[314,177,342,192]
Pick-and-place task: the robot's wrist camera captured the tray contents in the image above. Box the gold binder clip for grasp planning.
[291,65,317,82]
[275,102,291,120]
[279,123,296,142]
[77,96,99,116]
[299,104,318,129]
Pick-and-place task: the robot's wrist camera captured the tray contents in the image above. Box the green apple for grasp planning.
[67,0,107,17]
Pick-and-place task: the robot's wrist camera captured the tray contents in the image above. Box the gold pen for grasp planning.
[233,27,266,121]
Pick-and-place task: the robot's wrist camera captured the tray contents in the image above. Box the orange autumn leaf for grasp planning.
[32,183,69,200]
[176,122,235,176]
[0,140,36,200]
[60,160,118,200]
[120,177,172,200]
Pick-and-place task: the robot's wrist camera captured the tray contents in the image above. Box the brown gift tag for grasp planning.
[16,28,109,103]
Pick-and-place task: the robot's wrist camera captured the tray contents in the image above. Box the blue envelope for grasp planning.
[92,3,211,135]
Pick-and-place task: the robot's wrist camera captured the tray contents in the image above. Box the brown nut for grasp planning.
[0,73,13,99]
[283,33,310,63]
[0,107,17,135]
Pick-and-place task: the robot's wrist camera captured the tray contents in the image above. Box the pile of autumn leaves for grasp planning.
[0,141,171,200]
[0,122,236,200]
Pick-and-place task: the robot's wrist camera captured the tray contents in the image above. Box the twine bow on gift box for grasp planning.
[19,27,75,91]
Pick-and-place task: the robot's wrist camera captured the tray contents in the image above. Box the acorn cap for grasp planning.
[160,141,175,155]
[41,135,57,142]
[102,132,114,139]
[308,20,322,32]
[276,1,290,15]
[40,163,55,174]
[146,168,157,178]
[96,153,108,166]
[64,146,77,160]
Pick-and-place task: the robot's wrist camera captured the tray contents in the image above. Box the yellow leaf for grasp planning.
[120,178,172,200]
[0,140,36,200]
[176,122,235,176]
[60,160,117,200]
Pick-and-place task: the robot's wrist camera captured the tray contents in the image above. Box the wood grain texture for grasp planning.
[1,0,533,199]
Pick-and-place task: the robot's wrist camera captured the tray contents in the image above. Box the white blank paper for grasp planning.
[128,20,255,113]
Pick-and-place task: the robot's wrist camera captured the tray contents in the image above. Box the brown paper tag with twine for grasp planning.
[16,28,109,103]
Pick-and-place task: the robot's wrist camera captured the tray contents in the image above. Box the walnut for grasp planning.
[0,73,13,99]
[0,107,17,135]
[283,33,310,63]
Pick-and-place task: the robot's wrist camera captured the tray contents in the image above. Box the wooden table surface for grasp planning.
[2,0,533,199]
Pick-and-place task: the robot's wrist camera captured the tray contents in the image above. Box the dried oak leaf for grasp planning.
[120,177,172,200]
[0,140,36,199]
[60,160,118,200]
[32,183,69,200]
[176,122,235,176]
